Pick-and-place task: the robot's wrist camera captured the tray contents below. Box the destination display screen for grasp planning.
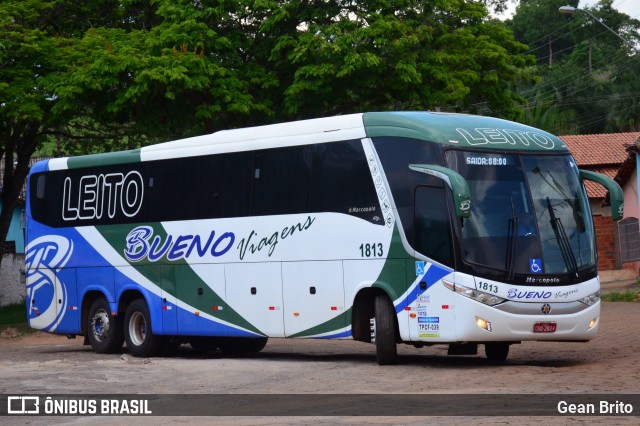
[463,153,511,166]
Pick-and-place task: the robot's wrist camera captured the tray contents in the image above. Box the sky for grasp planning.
[581,0,640,20]
[497,0,640,20]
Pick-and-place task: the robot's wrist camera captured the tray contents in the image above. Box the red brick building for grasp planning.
[560,133,640,272]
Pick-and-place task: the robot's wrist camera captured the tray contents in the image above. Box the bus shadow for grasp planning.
[160,345,589,368]
[32,344,588,368]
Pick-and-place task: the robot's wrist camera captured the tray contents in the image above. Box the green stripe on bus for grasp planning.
[67,149,142,169]
[287,308,350,338]
[96,223,264,336]
[363,112,568,152]
[290,226,411,338]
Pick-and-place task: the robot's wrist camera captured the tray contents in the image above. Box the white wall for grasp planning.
[0,253,25,307]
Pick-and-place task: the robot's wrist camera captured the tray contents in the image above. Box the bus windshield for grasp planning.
[445,150,595,282]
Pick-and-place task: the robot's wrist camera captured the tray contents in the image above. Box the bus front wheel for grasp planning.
[485,343,510,362]
[373,295,398,365]
[124,299,163,357]
[87,298,124,354]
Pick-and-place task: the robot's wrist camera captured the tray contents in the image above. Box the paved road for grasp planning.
[1,302,638,424]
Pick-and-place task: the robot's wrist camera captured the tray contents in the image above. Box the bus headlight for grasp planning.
[443,281,506,306]
[579,291,600,306]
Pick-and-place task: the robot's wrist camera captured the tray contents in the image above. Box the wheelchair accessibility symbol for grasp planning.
[529,258,543,274]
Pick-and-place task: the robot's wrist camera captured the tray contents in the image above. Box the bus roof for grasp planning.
[363,112,568,152]
[43,112,568,171]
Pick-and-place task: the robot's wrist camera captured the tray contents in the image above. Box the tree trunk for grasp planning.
[0,123,40,271]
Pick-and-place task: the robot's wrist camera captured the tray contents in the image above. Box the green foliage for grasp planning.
[601,291,640,302]
[0,303,27,325]
[0,0,544,259]
[47,0,535,134]
[513,0,640,134]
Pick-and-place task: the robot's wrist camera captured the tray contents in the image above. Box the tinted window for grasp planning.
[373,137,445,245]
[30,173,61,227]
[310,140,381,224]
[146,157,198,222]
[30,140,383,227]
[197,152,252,218]
[252,146,311,216]
[414,186,454,266]
[30,164,147,228]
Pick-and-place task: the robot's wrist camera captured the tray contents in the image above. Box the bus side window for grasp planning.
[309,140,380,224]
[30,173,60,227]
[197,152,252,219]
[251,146,311,216]
[146,158,198,222]
[414,186,454,267]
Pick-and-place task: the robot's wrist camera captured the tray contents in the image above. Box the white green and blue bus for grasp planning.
[25,112,623,364]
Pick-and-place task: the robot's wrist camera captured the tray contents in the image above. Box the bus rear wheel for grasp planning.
[87,298,123,354]
[485,343,510,362]
[373,295,398,365]
[124,299,163,357]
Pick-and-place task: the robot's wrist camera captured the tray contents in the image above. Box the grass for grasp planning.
[0,302,31,336]
[601,291,640,302]
[0,302,27,325]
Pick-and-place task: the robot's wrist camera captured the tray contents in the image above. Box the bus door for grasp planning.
[409,185,456,342]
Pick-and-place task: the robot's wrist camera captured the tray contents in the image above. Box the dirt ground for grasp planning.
[1,302,639,425]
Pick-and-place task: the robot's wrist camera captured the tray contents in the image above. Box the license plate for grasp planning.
[533,322,557,333]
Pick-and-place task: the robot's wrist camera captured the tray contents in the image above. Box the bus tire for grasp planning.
[485,343,509,362]
[218,337,268,355]
[124,299,162,357]
[87,298,124,354]
[374,295,398,365]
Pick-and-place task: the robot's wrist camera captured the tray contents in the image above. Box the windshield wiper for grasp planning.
[547,197,579,279]
[505,197,518,281]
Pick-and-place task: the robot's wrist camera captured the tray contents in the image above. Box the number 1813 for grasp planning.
[359,243,383,258]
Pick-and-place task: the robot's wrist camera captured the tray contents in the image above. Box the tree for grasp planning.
[0,0,149,268]
[513,0,640,134]
[1,0,537,271]
[0,0,63,261]
[257,0,534,119]
[509,0,579,65]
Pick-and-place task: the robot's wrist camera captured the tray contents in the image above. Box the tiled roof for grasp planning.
[584,167,618,198]
[559,133,640,198]
[560,133,640,167]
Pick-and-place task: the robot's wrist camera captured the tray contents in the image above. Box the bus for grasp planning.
[25,112,623,364]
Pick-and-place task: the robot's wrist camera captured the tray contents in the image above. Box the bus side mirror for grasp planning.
[409,164,471,218]
[579,169,624,221]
